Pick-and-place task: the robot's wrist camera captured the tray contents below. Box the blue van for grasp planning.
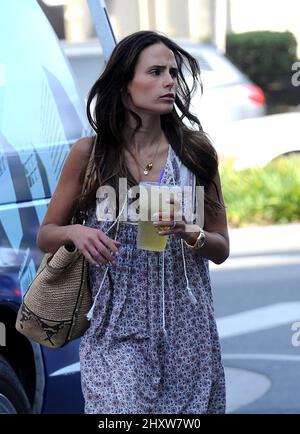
[0,1,90,413]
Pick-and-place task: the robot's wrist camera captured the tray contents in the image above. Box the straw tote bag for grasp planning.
[15,143,95,348]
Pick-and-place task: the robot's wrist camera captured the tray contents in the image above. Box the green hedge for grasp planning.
[226,31,298,90]
[220,155,300,227]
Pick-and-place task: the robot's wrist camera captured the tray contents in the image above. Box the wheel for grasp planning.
[0,354,31,413]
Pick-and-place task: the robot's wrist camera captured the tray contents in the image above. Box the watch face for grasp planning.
[196,230,205,248]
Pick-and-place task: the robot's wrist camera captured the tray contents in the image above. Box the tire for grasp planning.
[0,354,31,413]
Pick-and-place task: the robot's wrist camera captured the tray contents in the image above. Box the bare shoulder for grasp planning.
[65,135,95,178]
[39,135,95,227]
[71,135,94,160]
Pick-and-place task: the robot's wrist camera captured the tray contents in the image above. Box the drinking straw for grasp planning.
[158,168,164,185]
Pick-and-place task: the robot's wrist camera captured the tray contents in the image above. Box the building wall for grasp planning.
[53,0,215,43]
[107,0,214,42]
[107,0,140,38]
[167,0,190,37]
[40,0,300,56]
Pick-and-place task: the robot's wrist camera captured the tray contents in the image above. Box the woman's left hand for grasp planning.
[152,197,200,244]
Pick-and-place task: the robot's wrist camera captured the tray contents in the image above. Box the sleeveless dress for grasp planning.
[79,144,226,414]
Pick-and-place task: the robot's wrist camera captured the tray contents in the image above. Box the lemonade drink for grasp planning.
[137,181,179,251]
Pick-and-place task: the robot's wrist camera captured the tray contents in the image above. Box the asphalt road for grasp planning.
[210,223,300,414]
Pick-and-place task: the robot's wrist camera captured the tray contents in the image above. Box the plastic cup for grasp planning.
[137,181,181,252]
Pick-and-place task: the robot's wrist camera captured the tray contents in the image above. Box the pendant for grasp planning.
[144,162,152,175]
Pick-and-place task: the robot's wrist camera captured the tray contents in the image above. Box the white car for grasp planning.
[209,112,300,169]
[182,42,266,131]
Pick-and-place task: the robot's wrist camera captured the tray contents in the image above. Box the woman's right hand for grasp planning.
[67,224,121,267]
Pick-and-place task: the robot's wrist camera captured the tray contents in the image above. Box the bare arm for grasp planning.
[36,136,121,266]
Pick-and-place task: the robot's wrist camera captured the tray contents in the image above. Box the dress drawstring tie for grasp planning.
[161,239,198,340]
[86,195,127,321]
[161,166,198,340]
[181,240,198,305]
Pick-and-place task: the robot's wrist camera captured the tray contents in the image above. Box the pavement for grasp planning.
[210,223,300,413]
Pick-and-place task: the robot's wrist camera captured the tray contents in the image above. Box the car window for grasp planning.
[197,48,245,82]
[194,55,213,71]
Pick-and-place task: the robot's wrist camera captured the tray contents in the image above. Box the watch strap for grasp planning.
[183,228,205,250]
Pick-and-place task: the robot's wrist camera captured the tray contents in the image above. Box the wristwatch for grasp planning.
[183,228,206,250]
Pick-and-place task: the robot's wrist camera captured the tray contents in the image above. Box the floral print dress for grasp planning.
[79,144,226,414]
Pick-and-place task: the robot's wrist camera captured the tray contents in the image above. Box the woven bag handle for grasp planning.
[72,136,96,226]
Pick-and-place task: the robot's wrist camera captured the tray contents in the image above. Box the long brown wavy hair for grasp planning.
[74,30,224,222]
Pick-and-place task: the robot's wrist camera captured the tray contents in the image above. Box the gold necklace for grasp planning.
[133,141,161,175]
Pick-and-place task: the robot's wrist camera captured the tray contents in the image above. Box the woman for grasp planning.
[37,31,229,414]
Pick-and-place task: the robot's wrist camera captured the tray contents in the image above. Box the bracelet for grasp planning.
[183,228,206,250]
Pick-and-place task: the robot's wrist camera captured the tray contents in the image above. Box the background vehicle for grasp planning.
[209,111,300,170]
[183,42,266,130]
[0,0,90,413]
[61,38,266,131]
